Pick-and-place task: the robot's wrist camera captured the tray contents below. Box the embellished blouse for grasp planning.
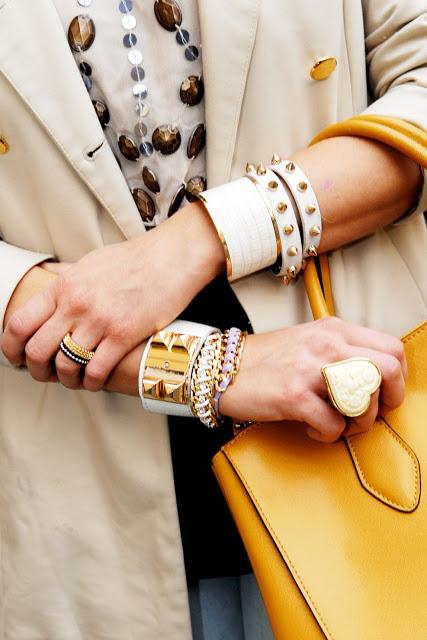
[53,0,206,228]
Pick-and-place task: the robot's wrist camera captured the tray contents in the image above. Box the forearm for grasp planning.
[2,136,421,395]
[104,347,140,396]
[292,136,422,253]
[3,140,418,326]
[197,135,422,288]
[177,139,421,263]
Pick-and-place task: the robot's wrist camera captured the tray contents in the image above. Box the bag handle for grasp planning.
[303,258,333,319]
[304,115,427,320]
[301,115,427,512]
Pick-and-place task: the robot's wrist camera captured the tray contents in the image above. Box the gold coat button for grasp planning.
[310,57,337,81]
[0,136,9,154]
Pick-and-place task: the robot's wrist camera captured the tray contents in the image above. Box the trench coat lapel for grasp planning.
[0,0,260,229]
[198,0,261,186]
[0,0,144,239]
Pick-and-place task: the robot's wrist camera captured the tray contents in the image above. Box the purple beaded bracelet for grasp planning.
[214,327,242,420]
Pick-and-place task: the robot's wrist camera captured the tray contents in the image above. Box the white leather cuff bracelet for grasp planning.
[271,160,322,258]
[246,164,303,282]
[138,320,220,417]
[199,178,278,281]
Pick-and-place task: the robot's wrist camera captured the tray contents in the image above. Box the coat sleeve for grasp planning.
[362,0,427,220]
[362,0,427,125]
[0,240,53,367]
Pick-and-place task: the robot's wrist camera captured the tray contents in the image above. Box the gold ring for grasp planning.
[321,357,382,418]
[62,333,96,362]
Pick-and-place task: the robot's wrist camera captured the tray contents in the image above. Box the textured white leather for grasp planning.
[272,161,322,257]
[138,320,220,417]
[246,166,303,279]
[199,178,277,281]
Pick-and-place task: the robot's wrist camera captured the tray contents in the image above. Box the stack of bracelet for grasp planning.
[199,155,322,285]
[190,333,222,428]
[245,158,322,284]
[191,328,246,428]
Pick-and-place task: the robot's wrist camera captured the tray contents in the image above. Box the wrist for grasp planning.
[104,344,143,396]
[171,200,226,283]
[219,333,255,418]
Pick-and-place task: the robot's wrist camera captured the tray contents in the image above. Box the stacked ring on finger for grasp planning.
[245,163,303,283]
[270,158,322,258]
[60,332,96,366]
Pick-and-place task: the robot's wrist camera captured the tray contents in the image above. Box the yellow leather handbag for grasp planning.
[213,116,427,639]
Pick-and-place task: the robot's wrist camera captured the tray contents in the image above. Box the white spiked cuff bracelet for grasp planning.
[271,160,322,258]
[246,164,303,282]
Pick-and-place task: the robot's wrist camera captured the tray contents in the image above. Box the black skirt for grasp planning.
[169,276,252,585]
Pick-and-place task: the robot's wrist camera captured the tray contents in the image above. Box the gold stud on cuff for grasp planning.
[257,163,267,176]
[271,153,281,165]
[287,266,297,279]
[143,331,201,405]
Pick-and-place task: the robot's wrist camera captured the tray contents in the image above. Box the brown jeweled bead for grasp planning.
[118,134,140,161]
[187,123,206,159]
[92,100,110,128]
[142,166,161,194]
[168,183,186,217]
[154,0,182,31]
[185,176,206,202]
[152,125,181,155]
[180,76,204,107]
[132,188,156,222]
[68,15,96,52]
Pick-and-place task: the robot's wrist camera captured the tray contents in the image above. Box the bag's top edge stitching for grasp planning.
[401,321,427,343]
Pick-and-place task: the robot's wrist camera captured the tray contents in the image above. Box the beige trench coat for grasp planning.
[0,0,426,637]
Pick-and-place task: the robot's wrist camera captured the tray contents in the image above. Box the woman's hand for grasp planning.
[1,202,225,391]
[220,317,407,443]
[2,262,146,395]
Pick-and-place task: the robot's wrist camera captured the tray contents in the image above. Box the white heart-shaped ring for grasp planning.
[321,357,382,418]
